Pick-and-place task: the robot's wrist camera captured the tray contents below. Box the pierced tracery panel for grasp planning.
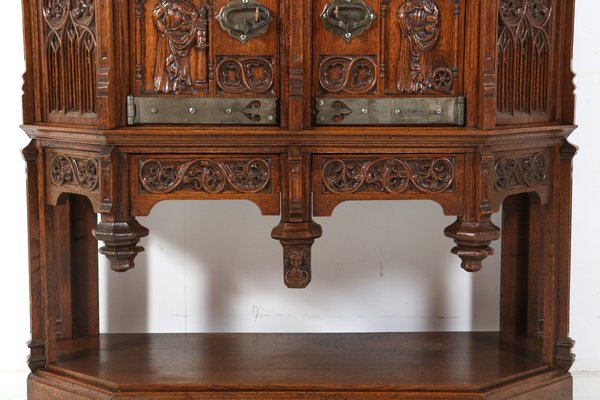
[42,0,97,117]
[497,0,553,116]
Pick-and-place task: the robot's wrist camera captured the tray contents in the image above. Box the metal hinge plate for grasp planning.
[127,96,278,125]
[315,96,465,126]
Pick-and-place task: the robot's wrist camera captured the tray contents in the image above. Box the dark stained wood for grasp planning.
[49,333,545,391]
[18,0,578,397]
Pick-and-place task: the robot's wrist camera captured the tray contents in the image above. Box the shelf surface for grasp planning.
[49,332,548,392]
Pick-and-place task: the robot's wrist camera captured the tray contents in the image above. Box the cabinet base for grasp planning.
[27,333,573,399]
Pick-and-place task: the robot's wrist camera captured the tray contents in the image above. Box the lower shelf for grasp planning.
[28,332,572,399]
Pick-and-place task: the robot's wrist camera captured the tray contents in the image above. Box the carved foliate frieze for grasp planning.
[494,152,549,191]
[50,154,99,191]
[216,57,275,94]
[322,157,455,194]
[497,0,553,114]
[152,0,208,93]
[139,158,272,194]
[319,56,377,94]
[396,0,440,93]
[42,0,97,115]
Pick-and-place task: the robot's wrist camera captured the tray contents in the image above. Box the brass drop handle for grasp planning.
[320,0,376,43]
[216,0,272,44]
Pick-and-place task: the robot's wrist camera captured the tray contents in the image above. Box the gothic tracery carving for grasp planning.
[319,56,378,94]
[43,0,97,114]
[396,0,440,93]
[322,157,455,194]
[497,0,553,114]
[153,0,208,93]
[139,158,272,194]
[216,57,275,94]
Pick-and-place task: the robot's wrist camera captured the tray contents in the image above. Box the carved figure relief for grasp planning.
[494,152,549,191]
[319,56,377,94]
[43,0,97,114]
[51,154,99,191]
[139,158,271,194]
[216,57,275,94]
[153,0,208,93]
[284,248,311,288]
[322,157,455,194]
[497,0,552,114]
[396,0,440,93]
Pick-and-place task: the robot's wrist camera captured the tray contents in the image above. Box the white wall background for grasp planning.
[0,0,598,375]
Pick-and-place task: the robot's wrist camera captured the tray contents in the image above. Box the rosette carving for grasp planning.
[139,158,271,194]
[319,56,377,94]
[51,154,99,191]
[322,157,455,194]
[494,152,549,191]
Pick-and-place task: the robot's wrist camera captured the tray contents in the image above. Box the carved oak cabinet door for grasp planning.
[313,0,465,126]
[130,0,279,125]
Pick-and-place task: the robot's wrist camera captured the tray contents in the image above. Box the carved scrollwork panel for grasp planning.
[322,157,455,194]
[497,0,553,115]
[43,0,97,115]
[319,56,377,94]
[216,57,275,94]
[494,152,549,191]
[139,158,272,194]
[50,154,99,191]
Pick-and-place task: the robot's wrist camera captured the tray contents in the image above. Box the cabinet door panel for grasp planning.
[313,0,465,126]
[132,0,279,99]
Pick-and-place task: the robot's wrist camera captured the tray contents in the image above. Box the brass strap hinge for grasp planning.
[315,96,466,126]
[126,96,278,125]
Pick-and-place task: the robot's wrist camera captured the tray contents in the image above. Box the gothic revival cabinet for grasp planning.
[20,0,577,398]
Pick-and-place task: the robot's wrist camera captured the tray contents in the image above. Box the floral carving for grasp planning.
[323,157,455,194]
[494,152,549,191]
[319,56,377,94]
[43,0,97,114]
[497,0,552,114]
[51,154,99,190]
[153,0,208,93]
[396,0,440,93]
[139,158,271,194]
[216,57,275,94]
[284,248,311,288]
[432,67,454,92]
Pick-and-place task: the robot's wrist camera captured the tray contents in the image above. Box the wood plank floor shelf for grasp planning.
[18,0,578,398]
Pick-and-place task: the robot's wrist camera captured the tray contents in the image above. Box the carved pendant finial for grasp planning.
[284,247,311,288]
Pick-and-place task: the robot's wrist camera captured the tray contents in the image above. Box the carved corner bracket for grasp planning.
[444,148,500,272]
[93,147,149,272]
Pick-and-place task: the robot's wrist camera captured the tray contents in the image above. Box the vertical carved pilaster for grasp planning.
[445,148,500,272]
[272,147,322,288]
[23,141,46,372]
[551,140,578,371]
